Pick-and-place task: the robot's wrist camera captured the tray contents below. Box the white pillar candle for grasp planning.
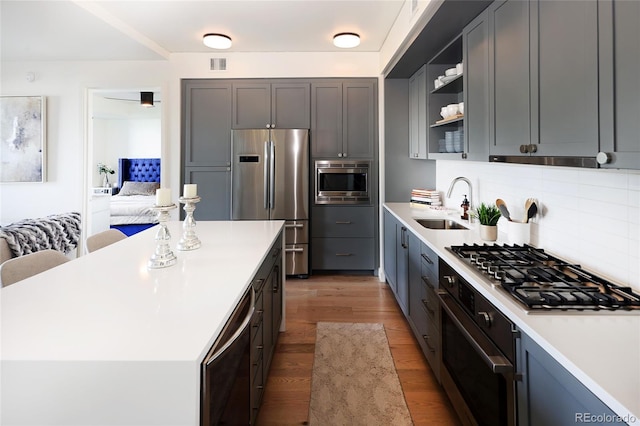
[155,188,172,206]
[183,184,197,198]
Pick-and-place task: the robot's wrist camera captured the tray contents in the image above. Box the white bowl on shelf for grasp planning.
[440,106,449,119]
[446,104,459,117]
[445,67,457,76]
[456,63,463,74]
[458,102,464,115]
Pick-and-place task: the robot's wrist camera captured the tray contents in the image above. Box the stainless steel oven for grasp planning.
[438,259,519,426]
[201,287,254,425]
[314,160,370,204]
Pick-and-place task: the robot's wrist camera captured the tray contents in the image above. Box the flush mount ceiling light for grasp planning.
[333,32,360,48]
[140,91,154,107]
[203,33,232,49]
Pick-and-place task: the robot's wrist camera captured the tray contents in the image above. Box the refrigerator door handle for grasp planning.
[269,140,275,210]
[264,140,270,210]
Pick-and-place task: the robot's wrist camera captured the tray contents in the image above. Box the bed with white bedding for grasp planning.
[110,158,161,236]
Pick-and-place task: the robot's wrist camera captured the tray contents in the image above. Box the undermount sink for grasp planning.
[416,218,469,230]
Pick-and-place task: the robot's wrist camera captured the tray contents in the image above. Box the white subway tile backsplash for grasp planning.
[436,161,639,291]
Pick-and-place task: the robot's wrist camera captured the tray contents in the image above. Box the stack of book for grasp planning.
[410,189,441,206]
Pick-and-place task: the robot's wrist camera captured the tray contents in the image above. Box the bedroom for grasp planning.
[87,89,162,237]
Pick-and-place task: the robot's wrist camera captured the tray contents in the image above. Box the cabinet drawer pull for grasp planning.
[335,221,352,224]
[335,253,353,257]
[421,275,435,290]
[422,335,436,353]
[422,299,435,316]
[421,253,433,265]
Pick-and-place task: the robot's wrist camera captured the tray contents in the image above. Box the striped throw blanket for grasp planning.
[0,212,81,257]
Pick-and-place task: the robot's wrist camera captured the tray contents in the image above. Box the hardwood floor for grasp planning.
[256,274,461,426]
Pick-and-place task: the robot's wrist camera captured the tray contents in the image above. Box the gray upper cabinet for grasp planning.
[489,0,600,157]
[232,81,310,129]
[408,65,427,159]
[489,0,533,156]
[311,80,376,159]
[598,0,640,169]
[533,0,599,157]
[182,80,233,167]
[462,8,490,161]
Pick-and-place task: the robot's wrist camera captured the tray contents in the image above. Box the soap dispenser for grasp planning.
[461,195,470,220]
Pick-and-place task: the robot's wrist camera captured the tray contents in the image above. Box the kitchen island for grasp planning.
[1,220,285,425]
[384,202,639,426]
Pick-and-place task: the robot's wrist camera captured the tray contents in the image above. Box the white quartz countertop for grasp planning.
[384,203,640,425]
[1,220,284,425]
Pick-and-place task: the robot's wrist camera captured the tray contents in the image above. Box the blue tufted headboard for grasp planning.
[117,158,161,189]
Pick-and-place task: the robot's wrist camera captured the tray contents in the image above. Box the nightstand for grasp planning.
[89,188,112,235]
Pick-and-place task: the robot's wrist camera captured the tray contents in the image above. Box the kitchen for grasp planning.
[1,0,639,425]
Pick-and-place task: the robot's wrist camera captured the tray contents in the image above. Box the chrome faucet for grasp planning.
[446,176,473,210]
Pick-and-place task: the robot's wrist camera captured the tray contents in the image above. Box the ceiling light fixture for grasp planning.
[203,33,232,49]
[140,91,154,107]
[333,32,360,48]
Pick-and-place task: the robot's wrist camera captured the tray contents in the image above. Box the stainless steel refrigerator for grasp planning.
[231,129,309,276]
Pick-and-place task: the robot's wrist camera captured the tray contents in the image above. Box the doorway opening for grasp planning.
[84,88,162,242]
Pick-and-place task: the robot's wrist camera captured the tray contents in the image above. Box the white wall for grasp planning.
[0,60,171,225]
[436,160,640,291]
[0,51,383,226]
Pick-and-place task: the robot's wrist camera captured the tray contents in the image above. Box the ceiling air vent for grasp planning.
[210,58,227,71]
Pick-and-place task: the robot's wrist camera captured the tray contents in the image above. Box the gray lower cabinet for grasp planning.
[409,233,440,381]
[232,81,310,129]
[250,233,283,425]
[383,210,408,312]
[517,331,617,426]
[489,0,600,157]
[183,167,231,220]
[598,0,640,169]
[311,79,377,159]
[383,210,398,294]
[384,210,440,379]
[311,205,375,271]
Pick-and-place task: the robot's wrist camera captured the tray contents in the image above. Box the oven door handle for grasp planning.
[438,290,513,375]
[205,287,255,366]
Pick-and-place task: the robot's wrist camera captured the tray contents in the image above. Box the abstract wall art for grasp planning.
[0,96,46,183]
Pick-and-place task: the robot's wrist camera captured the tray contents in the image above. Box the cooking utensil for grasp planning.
[496,198,511,221]
[524,198,537,222]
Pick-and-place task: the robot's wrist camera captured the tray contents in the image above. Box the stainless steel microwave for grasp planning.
[315,160,371,205]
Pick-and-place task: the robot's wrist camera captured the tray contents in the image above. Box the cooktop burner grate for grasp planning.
[448,243,640,311]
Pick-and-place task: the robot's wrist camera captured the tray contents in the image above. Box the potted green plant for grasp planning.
[474,202,501,241]
[97,163,115,187]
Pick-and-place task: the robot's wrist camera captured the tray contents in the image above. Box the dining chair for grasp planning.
[0,249,70,287]
[85,229,127,253]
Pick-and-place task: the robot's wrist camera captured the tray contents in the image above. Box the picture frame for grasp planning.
[0,95,46,183]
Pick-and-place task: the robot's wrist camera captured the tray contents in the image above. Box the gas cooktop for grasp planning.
[448,243,640,312]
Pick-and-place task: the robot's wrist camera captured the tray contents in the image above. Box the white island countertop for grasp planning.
[1,220,284,426]
[384,203,639,426]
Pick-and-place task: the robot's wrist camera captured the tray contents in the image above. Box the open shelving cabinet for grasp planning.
[426,35,465,159]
